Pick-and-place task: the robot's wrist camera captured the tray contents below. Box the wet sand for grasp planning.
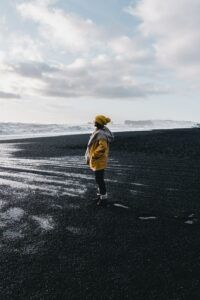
[0,128,200,299]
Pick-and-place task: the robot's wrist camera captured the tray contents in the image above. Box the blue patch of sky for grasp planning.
[1,1,38,38]
[58,0,140,36]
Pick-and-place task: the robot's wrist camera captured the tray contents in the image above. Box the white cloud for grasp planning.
[109,35,152,62]
[1,1,198,123]
[9,35,43,62]
[125,0,200,80]
[0,91,20,99]
[0,1,171,103]
[36,57,169,99]
[17,1,102,54]
[0,15,43,64]
[0,51,6,63]
[13,61,58,78]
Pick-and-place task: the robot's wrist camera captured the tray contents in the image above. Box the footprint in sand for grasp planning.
[139,216,157,220]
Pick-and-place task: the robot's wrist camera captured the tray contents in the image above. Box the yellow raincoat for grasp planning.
[89,139,109,171]
[85,126,114,171]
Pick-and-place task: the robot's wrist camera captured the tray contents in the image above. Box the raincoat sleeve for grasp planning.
[92,139,107,159]
[85,147,89,164]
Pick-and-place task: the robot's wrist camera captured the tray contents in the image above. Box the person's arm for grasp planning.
[92,139,107,159]
[85,147,90,164]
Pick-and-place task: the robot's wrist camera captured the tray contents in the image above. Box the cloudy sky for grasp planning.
[0,0,200,124]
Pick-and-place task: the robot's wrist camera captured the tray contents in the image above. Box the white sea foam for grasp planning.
[105,179,118,183]
[66,204,80,209]
[31,215,55,230]
[51,204,63,209]
[166,188,179,191]
[130,189,143,194]
[185,220,194,225]
[0,144,92,245]
[0,173,87,195]
[0,121,196,141]
[0,146,89,197]
[0,171,85,187]
[188,214,195,218]
[0,200,6,209]
[3,230,24,240]
[131,182,146,186]
[1,207,25,222]
[185,219,198,225]
[113,203,129,209]
[0,221,6,228]
[22,241,45,255]
[66,226,86,235]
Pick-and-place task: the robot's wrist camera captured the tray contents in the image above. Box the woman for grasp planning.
[85,115,114,206]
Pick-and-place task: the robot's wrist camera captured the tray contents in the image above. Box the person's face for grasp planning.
[94,121,102,129]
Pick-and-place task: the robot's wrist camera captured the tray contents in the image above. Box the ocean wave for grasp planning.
[0,121,197,140]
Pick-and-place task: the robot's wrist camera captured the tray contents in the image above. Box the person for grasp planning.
[85,115,114,206]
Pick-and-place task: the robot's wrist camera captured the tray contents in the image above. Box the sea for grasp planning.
[0,120,197,140]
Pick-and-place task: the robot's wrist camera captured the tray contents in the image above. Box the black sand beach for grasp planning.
[0,128,200,300]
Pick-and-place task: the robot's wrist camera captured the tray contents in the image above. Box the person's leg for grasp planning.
[95,169,106,195]
[95,170,107,205]
[94,170,101,198]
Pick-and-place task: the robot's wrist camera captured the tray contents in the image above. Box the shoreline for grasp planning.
[0,126,197,143]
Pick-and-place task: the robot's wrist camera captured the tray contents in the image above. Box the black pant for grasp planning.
[95,169,106,195]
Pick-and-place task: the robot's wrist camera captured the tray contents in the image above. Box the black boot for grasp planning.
[94,194,101,202]
[97,193,108,206]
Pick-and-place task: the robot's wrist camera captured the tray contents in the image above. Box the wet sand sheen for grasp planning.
[0,128,200,299]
